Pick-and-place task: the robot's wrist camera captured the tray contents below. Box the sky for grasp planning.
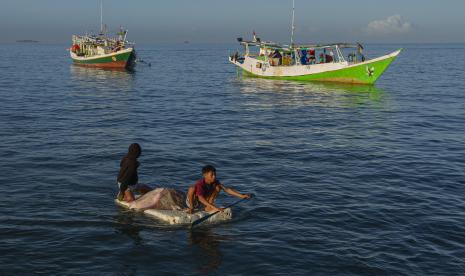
[0,0,464,44]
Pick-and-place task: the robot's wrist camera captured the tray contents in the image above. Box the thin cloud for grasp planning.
[364,15,412,36]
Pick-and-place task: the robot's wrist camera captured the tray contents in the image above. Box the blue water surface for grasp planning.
[0,43,464,275]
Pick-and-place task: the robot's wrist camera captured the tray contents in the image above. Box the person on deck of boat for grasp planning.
[232,51,239,62]
[325,49,334,63]
[319,53,325,63]
[357,45,365,62]
[300,49,307,65]
[185,165,251,214]
[308,49,316,64]
[270,50,282,66]
[113,41,122,52]
[117,143,151,202]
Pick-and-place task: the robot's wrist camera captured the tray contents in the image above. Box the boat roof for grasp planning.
[72,33,134,46]
[239,40,363,50]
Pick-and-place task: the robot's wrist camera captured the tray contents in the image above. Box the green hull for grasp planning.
[72,49,136,69]
[242,50,400,85]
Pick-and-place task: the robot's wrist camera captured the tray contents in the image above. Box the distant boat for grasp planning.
[229,1,401,84]
[69,1,136,70]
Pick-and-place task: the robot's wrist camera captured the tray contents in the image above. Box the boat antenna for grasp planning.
[290,0,295,47]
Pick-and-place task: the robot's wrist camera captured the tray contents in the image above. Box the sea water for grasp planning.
[0,43,464,274]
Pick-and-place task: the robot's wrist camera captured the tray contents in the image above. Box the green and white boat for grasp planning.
[70,31,136,70]
[69,2,136,70]
[229,1,400,84]
[230,40,401,84]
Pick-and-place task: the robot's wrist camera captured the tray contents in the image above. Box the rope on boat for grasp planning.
[135,58,151,67]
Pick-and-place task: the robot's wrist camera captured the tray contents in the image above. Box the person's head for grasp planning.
[202,165,216,184]
[127,143,141,158]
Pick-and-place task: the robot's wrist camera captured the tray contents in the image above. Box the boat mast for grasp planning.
[290,0,295,48]
[100,0,103,35]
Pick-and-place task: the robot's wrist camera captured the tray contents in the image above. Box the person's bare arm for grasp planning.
[197,195,223,212]
[223,185,251,199]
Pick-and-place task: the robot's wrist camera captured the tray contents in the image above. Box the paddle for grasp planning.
[190,195,252,228]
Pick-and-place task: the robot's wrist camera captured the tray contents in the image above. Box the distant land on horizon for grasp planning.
[16,40,39,43]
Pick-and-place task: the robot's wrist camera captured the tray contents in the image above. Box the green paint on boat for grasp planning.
[72,50,133,65]
[242,52,399,85]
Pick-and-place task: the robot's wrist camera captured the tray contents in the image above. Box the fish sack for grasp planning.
[128,188,185,211]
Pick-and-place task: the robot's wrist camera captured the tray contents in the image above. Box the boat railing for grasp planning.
[244,51,352,67]
[245,53,259,58]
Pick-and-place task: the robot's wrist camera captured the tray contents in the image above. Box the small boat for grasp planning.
[229,1,400,84]
[115,198,233,225]
[69,2,136,70]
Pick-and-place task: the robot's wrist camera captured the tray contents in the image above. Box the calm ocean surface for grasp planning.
[0,43,464,275]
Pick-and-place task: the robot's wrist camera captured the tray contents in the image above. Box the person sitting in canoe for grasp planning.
[116,143,151,202]
[186,165,251,214]
[116,143,186,210]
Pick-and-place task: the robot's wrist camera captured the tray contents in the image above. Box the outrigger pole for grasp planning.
[290,0,295,48]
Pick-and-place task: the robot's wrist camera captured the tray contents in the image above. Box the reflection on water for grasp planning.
[70,65,135,92]
[189,229,227,274]
[234,77,388,109]
[113,210,143,245]
[233,76,392,150]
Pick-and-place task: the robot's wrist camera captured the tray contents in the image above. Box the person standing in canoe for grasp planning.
[186,165,251,214]
[117,143,151,202]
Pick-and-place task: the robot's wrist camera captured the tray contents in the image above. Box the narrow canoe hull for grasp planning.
[70,48,136,70]
[231,49,401,84]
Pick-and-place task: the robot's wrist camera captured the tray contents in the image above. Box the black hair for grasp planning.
[202,165,216,175]
[128,143,142,158]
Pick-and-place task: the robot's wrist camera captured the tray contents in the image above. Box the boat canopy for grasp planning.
[234,38,368,65]
[238,39,363,51]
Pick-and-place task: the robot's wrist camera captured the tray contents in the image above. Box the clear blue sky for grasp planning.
[1,0,464,44]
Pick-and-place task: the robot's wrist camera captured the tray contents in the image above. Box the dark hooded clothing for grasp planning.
[271,50,282,59]
[117,143,141,193]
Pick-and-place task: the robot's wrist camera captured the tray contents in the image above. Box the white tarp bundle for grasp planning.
[126,188,185,211]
